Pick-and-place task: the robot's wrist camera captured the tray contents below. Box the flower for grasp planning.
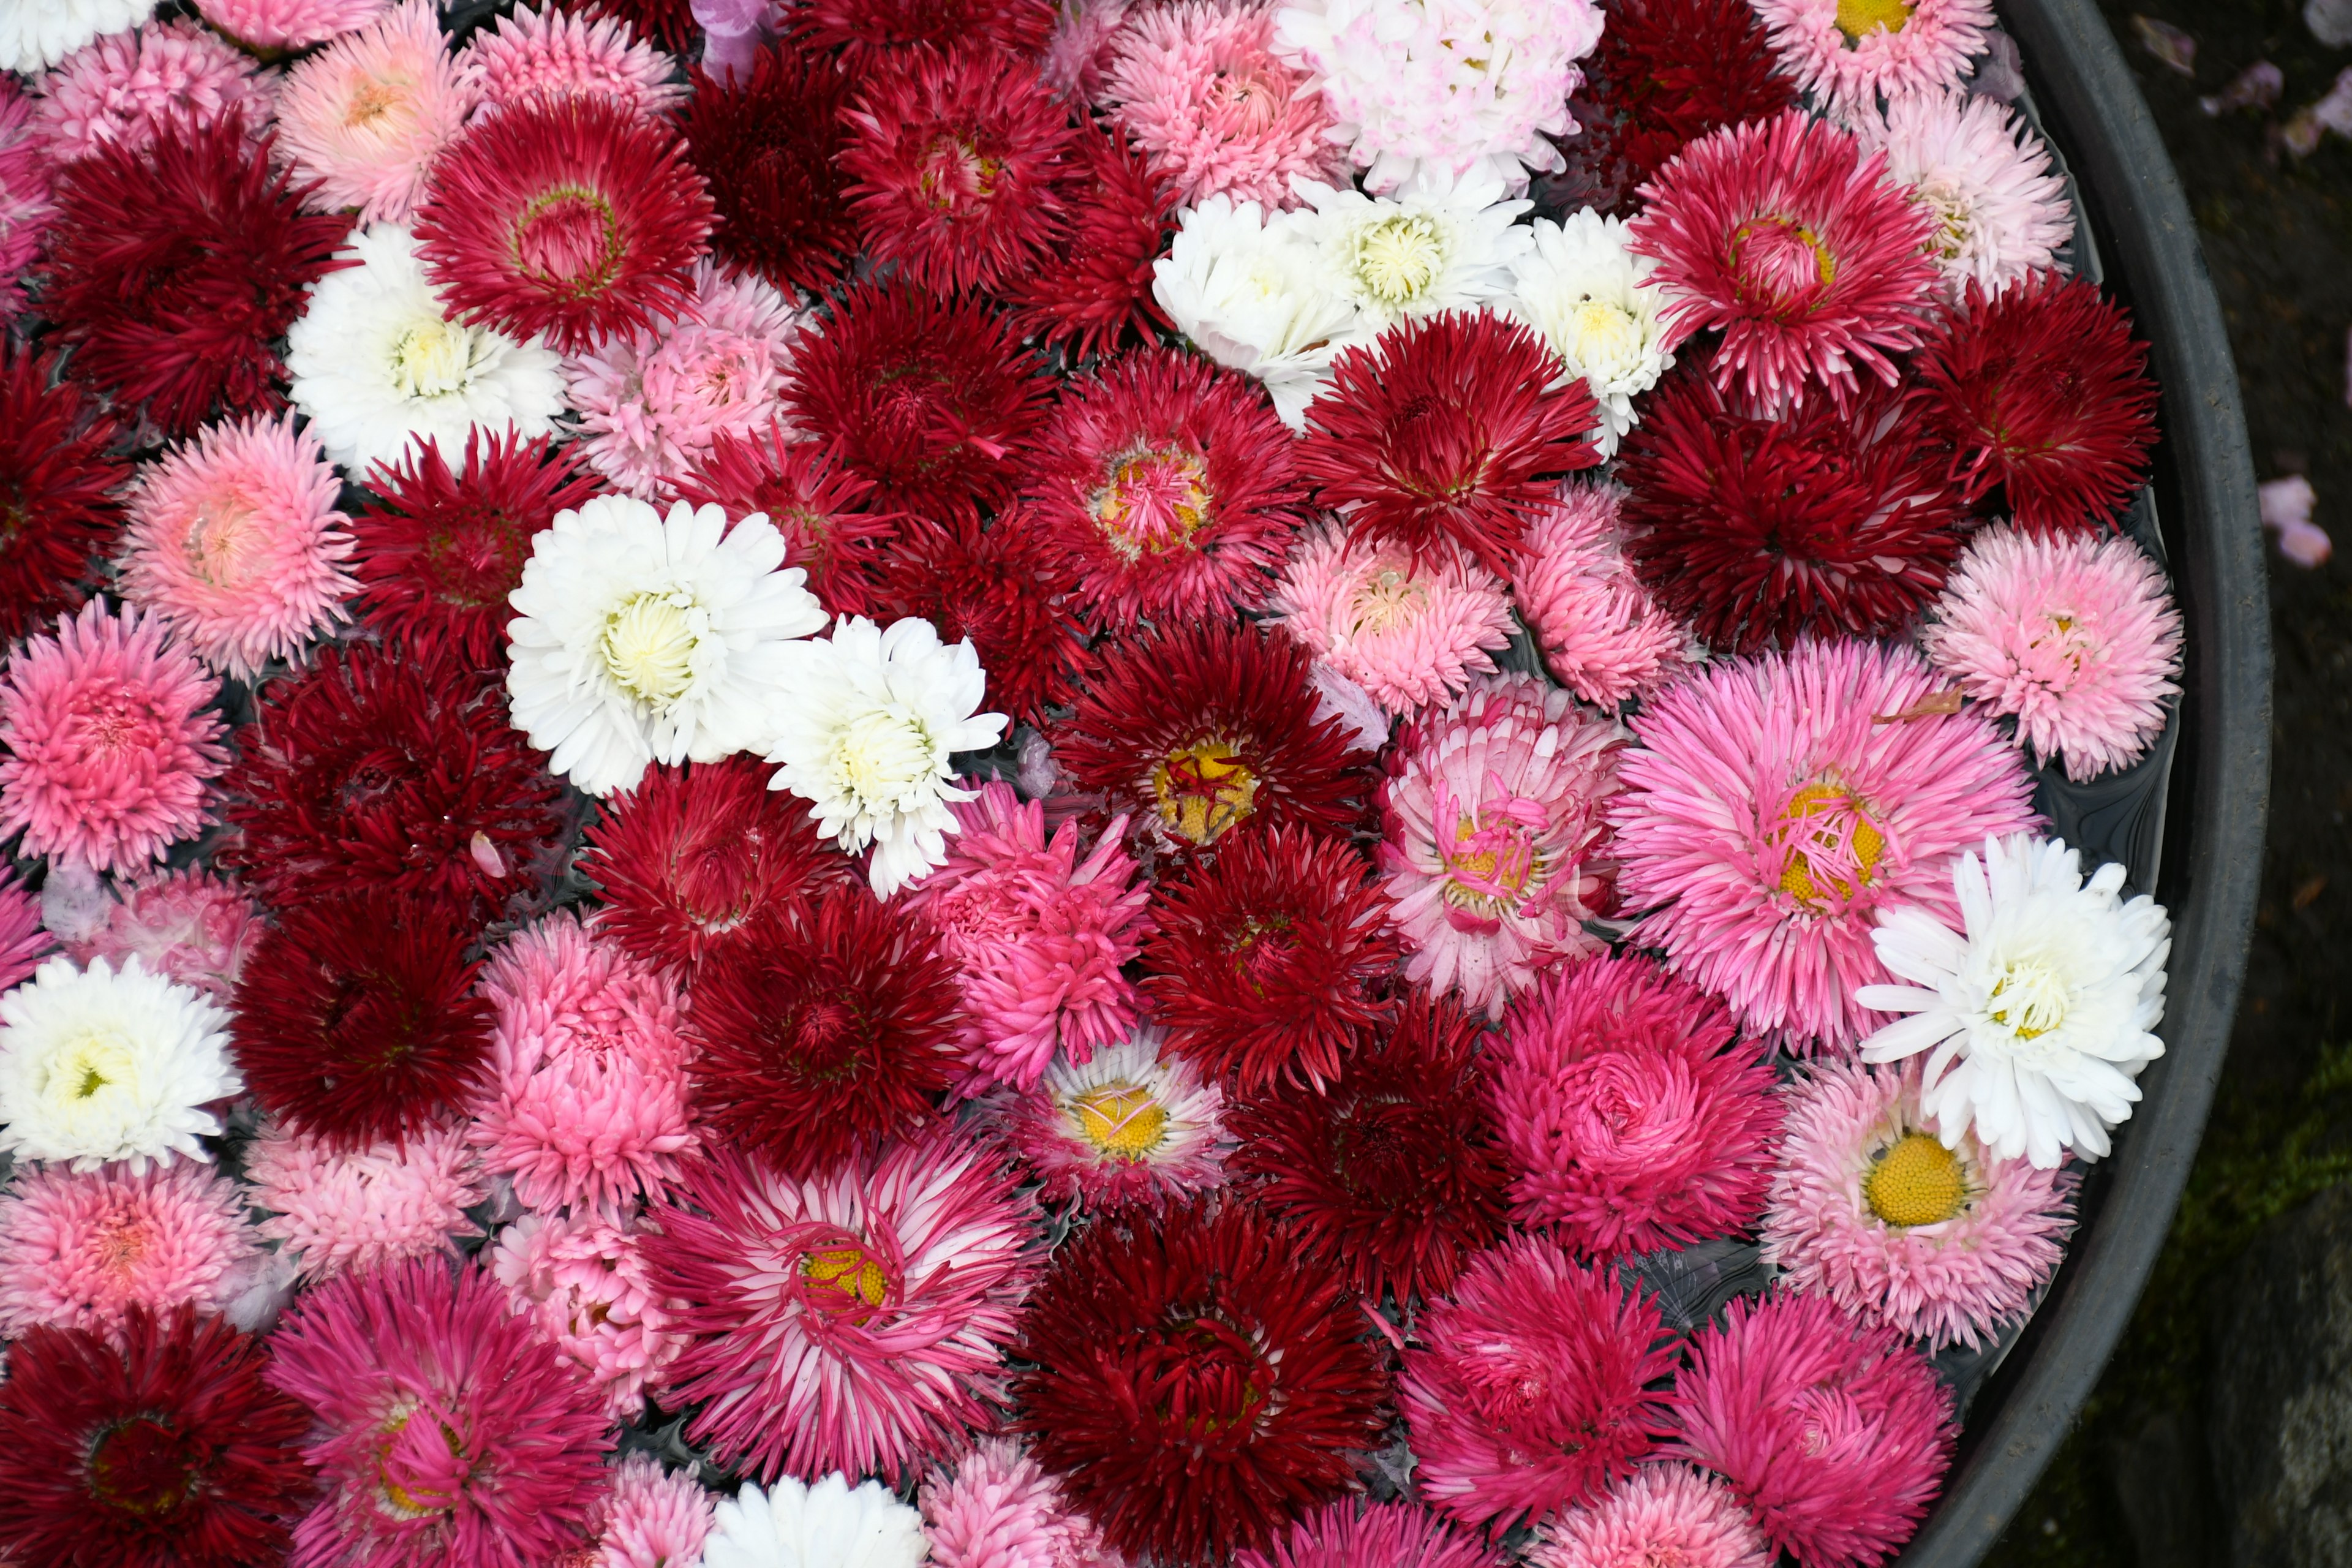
[1150,195,1360,430]
[244,1118,485,1282]
[675,430,903,619]
[1626,111,1938,409]
[1014,1197,1388,1563]
[570,1455,717,1568]
[287,224,567,480]
[705,1474,930,1568]
[192,0,393,50]
[1749,0,1995,108]
[266,1257,612,1568]
[0,0,157,74]
[1271,526,1514,715]
[0,956,238,1174]
[1042,0,1131,102]
[1583,0,1794,191]
[643,1131,1042,1482]
[117,412,357,681]
[1531,1464,1772,1568]
[490,1209,683,1419]
[0,601,226,876]
[1400,1235,1675,1530]
[0,871,50,993]
[1105,0,1348,208]
[0,1309,311,1568]
[1857,832,2169,1167]
[922,1438,1125,1568]
[1238,1499,1498,1568]
[275,0,477,226]
[0,345,126,645]
[0,1161,256,1336]
[32,20,273,165]
[572,0,695,50]
[1377,674,1621,1020]
[1607,640,2040,1051]
[676,42,858,295]
[1005,121,1180,363]
[1664,1291,1955,1568]
[1853,88,2073,303]
[872,516,1090,728]
[0,78,48,323]
[1509,481,1684,709]
[459,2,686,118]
[1509,210,1675,456]
[469,910,695,1210]
[794,0,1058,59]
[56,869,260,1005]
[1491,954,1781,1257]
[1294,168,1532,336]
[507,494,827,799]
[980,1026,1230,1209]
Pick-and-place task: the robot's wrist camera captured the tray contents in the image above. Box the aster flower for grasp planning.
[1854,88,2073,302]
[1239,1499,1497,1568]
[193,0,393,50]
[117,412,356,681]
[1749,0,1994,108]
[1583,0,1795,191]
[0,0,156,73]
[276,0,477,226]
[1509,210,1675,456]
[1105,0,1348,208]
[1005,121,1179,361]
[0,957,238,1174]
[923,1438,1125,1568]
[1626,112,1939,409]
[1666,1291,1955,1568]
[573,0,696,51]
[460,2,686,118]
[1510,481,1684,709]
[32,20,273,165]
[706,1475,930,1568]
[1151,195,1360,429]
[677,43,858,295]
[676,429,903,619]
[1608,639,2040,1051]
[794,0,1058,59]
[244,1118,484,1282]
[980,1027,1230,1210]
[872,515,1088,728]
[491,1209,682,1419]
[0,79,48,323]
[644,1132,1042,1482]
[59,870,259,1006]
[1015,1197,1387,1563]
[0,602,226,876]
[0,872,51,993]
[1532,1464,1772,1568]
[568,1455,717,1568]
[0,346,125,645]
[0,1161,256,1336]
[268,1257,612,1568]
[1294,168,1532,336]
[0,1309,311,1568]
[1271,526,1513,715]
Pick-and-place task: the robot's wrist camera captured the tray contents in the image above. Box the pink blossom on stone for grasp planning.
[32,20,275,166]
[459,3,686,119]
[58,867,262,1004]
[1531,1464,1772,1568]
[0,872,51,993]
[1750,0,1995,109]
[274,0,478,226]
[244,1118,485,1282]
[1104,1,1349,208]
[194,0,395,51]
[1509,481,1683,710]
[0,1159,257,1336]
[490,1208,685,1420]
[569,1454,717,1568]
[921,1436,1128,1568]
[1236,1499,1497,1568]
[2261,474,2332,567]
[1270,525,1513,717]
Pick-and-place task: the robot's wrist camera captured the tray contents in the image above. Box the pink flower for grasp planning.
[1607,639,2040,1052]
[1509,481,1683,710]
[244,1118,485,1282]
[899,780,1152,1093]
[274,0,479,227]
[467,911,697,1212]
[57,867,263,1004]
[1852,87,2074,303]
[32,21,275,166]
[1749,0,1995,109]
[570,1454,717,1568]
[490,1209,685,1420]
[1042,0,1131,102]
[458,3,687,120]
[2261,474,2332,567]
[922,1437,1127,1568]
[194,0,395,51]
[0,1160,257,1336]
[0,602,227,876]
[978,1027,1229,1210]
[1271,526,1513,716]
[0,81,51,322]
[1532,1464,1771,1568]
[119,412,357,682]
[1378,674,1622,1020]
[1236,1499,1497,1567]
[0,871,50,993]
[1104,1,1349,208]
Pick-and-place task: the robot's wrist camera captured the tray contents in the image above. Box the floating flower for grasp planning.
[1531,1464,1772,1568]
[676,430,902,619]
[980,1027,1230,1210]
[1104,1,1346,208]
[1151,195,1359,429]
[1509,209,1675,456]
[1294,168,1531,336]
[1509,481,1684,709]
[872,516,1089,728]
[922,1438,1125,1568]
[706,1474,930,1568]
[0,871,50,993]
[0,78,47,323]
[192,0,392,51]
[0,0,157,74]
[0,345,125,644]
[1854,87,2073,303]
[244,1118,485,1282]
[1238,1499,1497,1568]
[1003,121,1178,362]
[32,20,273,165]
[1749,0,1994,108]
[0,1160,256,1336]
[58,869,260,1005]
[1584,0,1794,190]
[275,0,477,227]
[491,1209,683,1419]
[569,1455,718,1568]
[1271,526,1514,715]
[459,2,685,118]
[676,41,858,295]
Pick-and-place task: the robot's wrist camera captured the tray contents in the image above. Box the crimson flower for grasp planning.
[796,0,1058,62]
[571,0,697,50]
[870,514,1088,727]
[1588,0,1795,190]
[0,344,127,644]
[1005,122,1177,361]
[676,44,858,295]
[674,429,902,619]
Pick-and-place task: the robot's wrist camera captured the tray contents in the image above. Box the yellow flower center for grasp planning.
[1070,1084,1169,1159]
[1354,214,1446,309]
[1091,447,1213,561]
[828,707,935,805]
[1865,1133,1967,1227]
[388,318,477,401]
[1775,782,1885,909]
[182,489,269,591]
[1349,567,1425,635]
[1153,739,1258,846]
[1988,959,2068,1040]
[45,1029,134,1110]
[599,592,701,706]
[1836,0,1913,39]
[1556,297,1645,380]
[801,1244,893,1311]
[375,1409,463,1519]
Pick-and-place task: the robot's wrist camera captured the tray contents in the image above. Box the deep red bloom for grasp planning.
[796,0,1058,62]
[674,429,902,619]
[690,891,963,1177]
[230,895,493,1145]
[1014,1197,1388,1565]
[0,1309,311,1568]
[1139,826,1399,1094]
[567,0,696,51]
[43,116,349,439]
[0,345,127,644]
[352,428,600,670]
[786,282,1053,522]
[1297,311,1600,580]
[676,44,858,295]
[870,514,1088,727]
[1588,0,1795,191]
[1005,123,1177,362]
[414,95,715,354]
[1616,363,1964,652]
[1913,272,2161,533]
[1230,989,1508,1304]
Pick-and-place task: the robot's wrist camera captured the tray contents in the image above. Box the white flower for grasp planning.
[1509,209,1675,456]
[507,496,828,798]
[286,224,567,478]
[0,0,155,74]
[1852,88,2076,303]
[1292,165,1532,337]
[1856,834,2170,1170]
[701,1474,927,1568]
[1152,195,1361,431]
[763,616,1008,897]
[0,956,240,1173]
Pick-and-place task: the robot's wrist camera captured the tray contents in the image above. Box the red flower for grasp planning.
[674,429,902,619]
[1588,0,1795,190]
[414,96,714,354]
[0,345,127,644]
[1005,123,1177,362]
[1913,271,2160,533]
[1139,826,1399,1094]
[1014,1197,1388,1565]
[796,0,1058,62]
[676,44,858,295]
[567,0,696,51]
[43,115,349,439]
[1297,311,1600,580]
[352,428,600,670]
[870,514,1088,728]
[689,891,963,1177]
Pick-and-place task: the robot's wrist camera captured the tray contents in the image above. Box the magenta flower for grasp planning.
[1509,481,1684,709]
[0,1160,257,1336]
[921,1437,1126,1568]
[0,871,50,993]
[0,80,50,323]
[1237,1499,1497,1567]
[1272,526,1515,716]
[274,0,479,226]
[458,2,687,119]
[1532,1464,1771,1568]
[490,1209,684,1420]
[244,1119,485,1283]
[32,20,274,166]
[58,868,262,1005]
[569,1455,717,1568]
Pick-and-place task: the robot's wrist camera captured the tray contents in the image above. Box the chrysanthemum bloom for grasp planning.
[33,20,273,165]
[413,94,715,354]
[1609,640,2039,1050]
[1854,88,2073,303]
[0,77,48,322]
[0,1161,256,1336]
[1913,271,2160,533]
[268,1257,612,1568]
[0,0,157,73]
[1271,526,1513,715]
[676,429,903,619]
[287,224,568,480]
[1583,0,1794,192]
[1104,0,1346,208]
[1238,1499,1498,1568]
[1492,954,1781,1257]
[1749,0,1994,108]
[1923,526,2182,782]
[1378,674,1621,1020]
[1509,210,1675,456]
[0,602,225,876]
[676,42,858,295]
[1401,1235,1676,1530]
[0,345,126,646]
[1532,1464,1772,1568]
[0,1308,311,1568]
[43,114,351,438]
[460,2,685,118]
[275,0,477,226]
[567,1454,717,1568]
[572,0,695,51]
[1015,1197,1388,1563]
[0,872,50,993]
[1004,121,1178,363]
[59,869,259,1005]
[491,1209,683,1419]
[1510,481,1684,709]
[244,1117,484,1281]
[117,412,356,681]
[795,0,1057,59]
[981,1027,1230,1210]
[1272,0,1604,193]
[922,1437,1126,1568]
[1294,168,1532,337]
[644,1131,1043,1482]
[470,910,695,1210]
[0,956,239,1173]
[1626,112,1939,409]
[1665,1291,1955,1568]
[1151,195,1360,429]
[193,0,392,51]
[220,639,564,914]
[872,515,1090,728]
[707,1474,930,1568]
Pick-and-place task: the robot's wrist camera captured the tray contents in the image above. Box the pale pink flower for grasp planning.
[0,80,51,322]
[0,1159,257,1336]
[1043,0,1132,102]
[570,1454,717,1568]
[1104,0,1349,208]
[244,1117,485,1281]
[0,872,50,994]
[922,1437,1128,1568]
[491,1208,685,1419]
[1750,0,1994,109]
[979,1027,1229,1210]
[1532,1464,1772,1568]
[274,0,478,226]
[2260,474,2332,567]
[32,20,275,166]
[1510,481,1684,709]
[1854,88,2074,303]
[459,3,686,119]
[58,867,263,1003]
[1270,525,1514,717]
[194,0,394,51]
[0,602,227,876]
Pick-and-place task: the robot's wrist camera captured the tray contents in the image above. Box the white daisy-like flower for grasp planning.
[702,1473,929,1568]
[1509,208,1675,456]
[1857,833,2170,1170]
[1152,194,1361,431]
[0,956,240,1174]
[1852,87,2076,303]
[285,223,567,478]
[1292,165,1533,339]
[507,496,828,798]
[987,1028,1232,1208]
[763,616,1009,897]
[0,0,157,74]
